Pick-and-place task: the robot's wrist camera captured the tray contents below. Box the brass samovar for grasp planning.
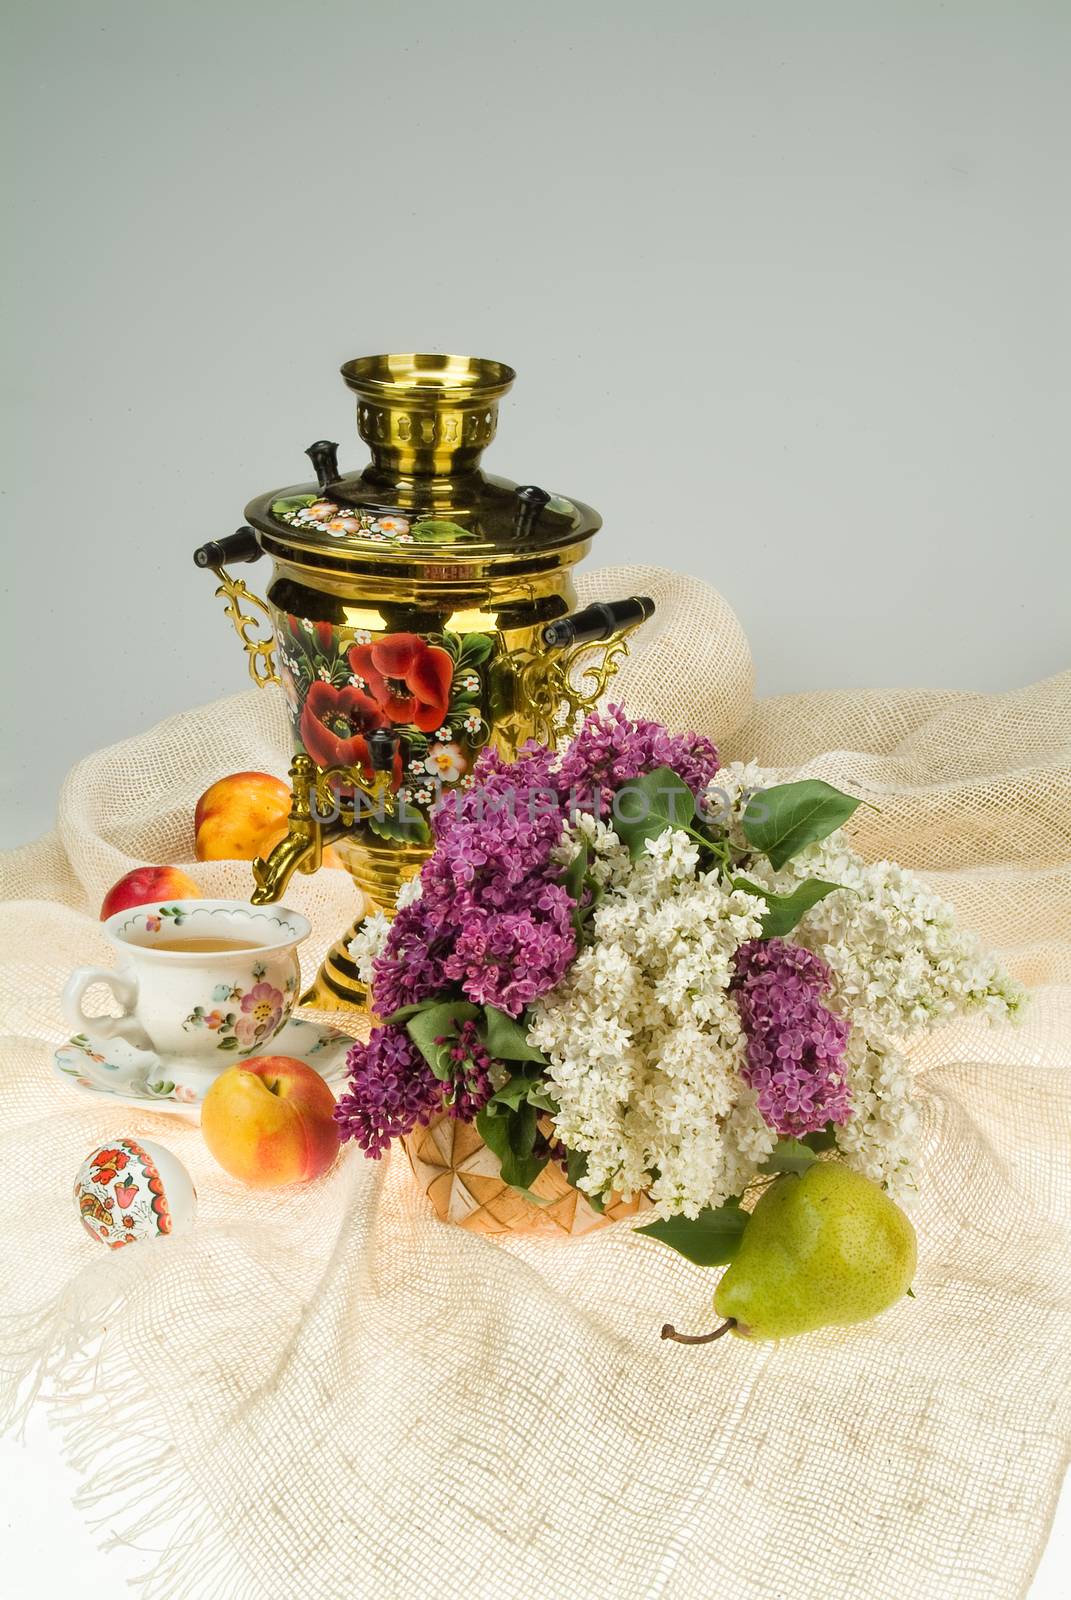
[194,353,653,1012]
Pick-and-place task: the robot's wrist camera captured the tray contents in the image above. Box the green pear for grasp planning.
[663,1162,916,1344]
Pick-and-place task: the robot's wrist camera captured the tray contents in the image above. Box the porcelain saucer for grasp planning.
[53,1016,356,1116]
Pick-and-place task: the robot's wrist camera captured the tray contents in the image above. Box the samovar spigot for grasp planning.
[250,754,321,905]
[250,734,402,906]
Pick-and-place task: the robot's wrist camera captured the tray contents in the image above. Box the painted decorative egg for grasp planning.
[73,1137,197,1248]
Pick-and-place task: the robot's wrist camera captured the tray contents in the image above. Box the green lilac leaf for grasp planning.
[612,766,705,861]
[560,841,593,935]
[404,1000,479,1071]
[382,1002,435,1025]
[635,1199,747,1266]
[488,1075,537,1111]
[762,1138,819,1175]
[565,1148,588,1187]
[481,1005,547,1063]
[803,1124,838,1152]
[563,1147,605,1210]
[732,875,843,938]
[434,1042,456,1082]
[475,1101,548,1197]
[489,1065,559,1114]
[526,1083,559,1113]
[561,841,590,903]
[741,779,861,871]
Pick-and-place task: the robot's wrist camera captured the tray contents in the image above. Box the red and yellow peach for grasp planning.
[200,1057,341,1187]
[100,865,203,921]
[194,771,343,867]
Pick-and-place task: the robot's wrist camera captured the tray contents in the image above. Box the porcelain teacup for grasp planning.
[61,900,311,1088]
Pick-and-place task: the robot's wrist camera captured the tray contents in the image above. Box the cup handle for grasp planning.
[61,966,152,1049]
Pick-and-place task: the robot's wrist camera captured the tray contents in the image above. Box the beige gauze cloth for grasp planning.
[1,565,1069,1600]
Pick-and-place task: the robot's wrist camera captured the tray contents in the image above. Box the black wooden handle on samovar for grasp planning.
[305,440,341,490]
[542,595,656,650]
[192,526,263,570]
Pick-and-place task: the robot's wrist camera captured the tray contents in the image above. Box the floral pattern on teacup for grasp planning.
[183,963,296,1052]
[147,904,191,930]
[55,1019,355,1109]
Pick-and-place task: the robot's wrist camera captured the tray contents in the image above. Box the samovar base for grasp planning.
[301,841,427,1014]
[300,919,370,1012]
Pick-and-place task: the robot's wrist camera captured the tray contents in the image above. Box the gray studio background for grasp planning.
[2,2,1067,849]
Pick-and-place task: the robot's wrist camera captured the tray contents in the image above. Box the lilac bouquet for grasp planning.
[335,708,1023,1260]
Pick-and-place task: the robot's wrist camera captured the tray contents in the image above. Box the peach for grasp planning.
[195,770,342,867]
[200,1057,341,1187]
[100,865,203,921]
[195,771,292,862]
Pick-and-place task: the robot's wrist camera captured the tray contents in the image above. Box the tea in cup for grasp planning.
[62,900,311,1087]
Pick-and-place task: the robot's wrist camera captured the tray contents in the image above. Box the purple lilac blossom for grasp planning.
[439,1019,496,1120]
[370,757,573,1018]
[333,1026,442,1157]
[556,703,721,817]
[732,938,852,1138]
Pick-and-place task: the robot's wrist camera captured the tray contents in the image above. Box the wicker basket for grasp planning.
[402,1113,645,1238]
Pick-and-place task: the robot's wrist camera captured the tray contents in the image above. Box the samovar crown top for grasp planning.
[340,352,516,408]
[243,352,602,568]
[341,351,515,480]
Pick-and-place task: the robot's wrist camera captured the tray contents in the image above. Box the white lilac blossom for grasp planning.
[833,1032,920,1202]
[528,822,775,1218]
[395,875,424,910]
[347,912,391,988]
[532,799,1021,1215]
[740,834,1026,1038]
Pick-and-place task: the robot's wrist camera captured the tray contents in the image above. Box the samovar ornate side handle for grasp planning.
[190,445,345,689]
[250,732,402,905]
[499,595,656,750]
[193,527,280,689]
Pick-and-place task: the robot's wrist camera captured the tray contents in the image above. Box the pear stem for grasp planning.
[660,1318,737,1345]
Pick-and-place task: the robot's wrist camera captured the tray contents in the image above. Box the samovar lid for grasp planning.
[244,353,601,568]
